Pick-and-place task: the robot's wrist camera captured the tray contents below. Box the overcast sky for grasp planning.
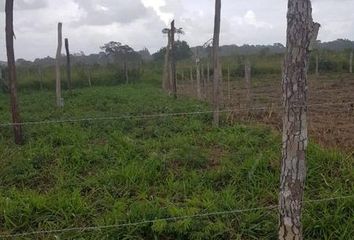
[0,0,353,61]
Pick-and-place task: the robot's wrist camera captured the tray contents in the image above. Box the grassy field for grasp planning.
[0,84,353,239]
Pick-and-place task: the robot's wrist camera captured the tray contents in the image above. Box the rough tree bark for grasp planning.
[38,66,43,90]
[6,0,24,145]
[212,0,221,127]
[350,51,353,74]
[196,56,202,100]
[279,1,320,239]
[64,38,72,91]
[163,31,171,91]
[87,66,92,87]
[170,20,177,99]
[56,22,63,107]
[227,64,231,101]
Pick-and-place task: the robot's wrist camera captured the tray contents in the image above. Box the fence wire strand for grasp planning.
[0,195,352,238]
[0,101,353,127]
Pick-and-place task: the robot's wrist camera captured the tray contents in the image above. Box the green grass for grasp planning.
[0,84,353,239]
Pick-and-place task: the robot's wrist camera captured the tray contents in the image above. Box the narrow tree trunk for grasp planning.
[38,66,43,90]
[245,59,252,107]
[55,22,63,107]
[350,51,353,74]
[163,32,171,91]
[170,20,177,99]
[196,58,201,99]
[64,38,72,91]
[87,66,92,87]
[279,1,320,239]
[227,65,231,101]
[212,0,221,127]
[5,0,24,145]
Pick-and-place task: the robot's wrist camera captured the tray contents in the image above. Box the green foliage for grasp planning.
[0,84,352,239]
[153,40,193,62]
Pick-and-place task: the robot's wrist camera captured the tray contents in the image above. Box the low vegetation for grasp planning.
[0,84,352,239]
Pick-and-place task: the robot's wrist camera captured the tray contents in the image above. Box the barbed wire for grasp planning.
[0,101,353,127]
[0,195,352,239]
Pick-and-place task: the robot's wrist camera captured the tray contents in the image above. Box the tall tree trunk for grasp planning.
[279,1,320,239]
[212,0,221,127]
[170,20,177,99]
[5,0,24,145]
[196,58,201,99]
[64,38,72,91]
[350,51,353,74]
[38,66,43,90]
[245,59,252,107]
[227,64,231,101]
[163,32,171,91]
[56,22,63,107]
[87,66,92,87]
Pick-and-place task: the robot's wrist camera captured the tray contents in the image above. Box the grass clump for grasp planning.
[0,84,353,239]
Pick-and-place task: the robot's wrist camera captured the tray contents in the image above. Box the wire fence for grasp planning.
[0,101,353,127]
[0,195,352,239]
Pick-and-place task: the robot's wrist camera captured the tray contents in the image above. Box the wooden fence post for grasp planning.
[279,0,320,239]
[196,57,202,99]
[212,0,221,127]
[56,22,63,107]
[64,38,72,91]
[350,51,353,74]
[227,64,231,101]
[170,20,177,99]
[5,0,24,144]
[245,59,251,106]
[38,66,43,90]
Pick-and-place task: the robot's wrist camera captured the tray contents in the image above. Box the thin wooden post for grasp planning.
[350,51,353,74]
[227,64,231,101]
[5,0,24,144]
[245,59,251,106]
[87,66,92,87]
[38,66,43,90]
[212,0,221,127]
[170,20,177,99]
[64,38,72,91]
[56,22,63,107]
[181,69,185,82]
[279,0,320,239]
[163,31,171,91]
[196,57,201,99]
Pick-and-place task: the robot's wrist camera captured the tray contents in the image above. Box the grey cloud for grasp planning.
[0,0,47,12]
[72,0,149,26]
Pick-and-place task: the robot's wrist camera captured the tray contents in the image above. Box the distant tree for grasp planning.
[153,41,192,62]
[100,41,141,83]
[100,41,141,63]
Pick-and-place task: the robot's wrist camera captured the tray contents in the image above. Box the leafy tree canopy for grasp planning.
[153,40,192,62]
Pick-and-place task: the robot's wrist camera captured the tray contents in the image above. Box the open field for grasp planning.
[179,73,354,151]
[0,83,353,239]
